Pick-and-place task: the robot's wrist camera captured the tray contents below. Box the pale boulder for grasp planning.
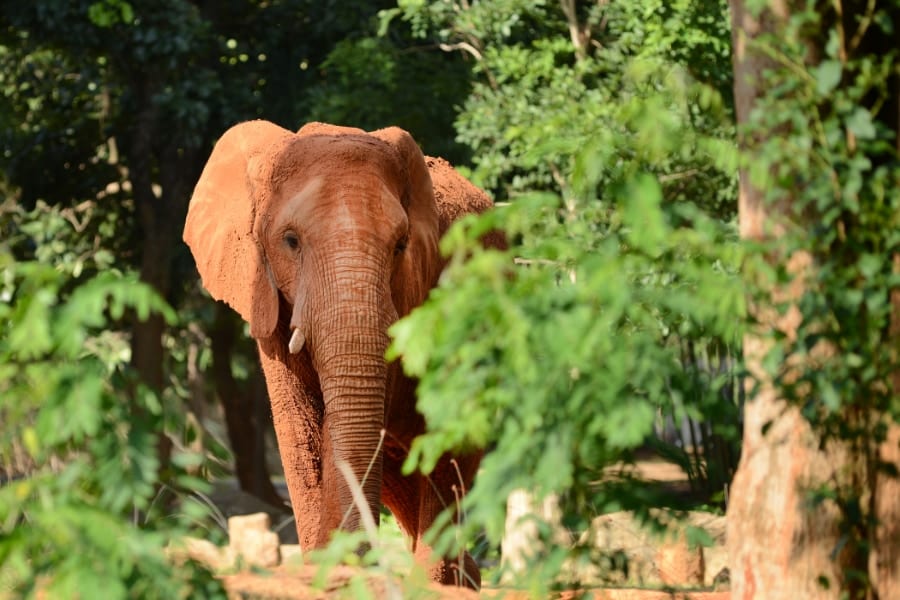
[228,512,281,568]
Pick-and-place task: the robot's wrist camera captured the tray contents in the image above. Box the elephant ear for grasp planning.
[369,126,441,316]
[183,120,293,339]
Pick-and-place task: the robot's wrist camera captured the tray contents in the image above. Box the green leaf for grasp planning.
[857,253,882,279]
[87,1,134,27]
[621,174,668,255]
[846,108,876,140]
[813,60,842,95]
[685,525,715,549]
[22,427,41,458]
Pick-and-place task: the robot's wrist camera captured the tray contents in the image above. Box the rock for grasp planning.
[207,481,298,545]
[654,534,704,586]
[688,512,727,587]
[500,489,571,581]
[229,512,281,568]
[577,511,727,588]
[280,544,303,565]
[500,492,728,590]
[573,512,658,585]
[170,536,236,572]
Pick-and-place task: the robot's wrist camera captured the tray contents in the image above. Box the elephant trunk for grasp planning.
[297,245,395,538]
[317,331,387,534]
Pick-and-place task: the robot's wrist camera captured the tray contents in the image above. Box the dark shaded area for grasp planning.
[211,303,286,509]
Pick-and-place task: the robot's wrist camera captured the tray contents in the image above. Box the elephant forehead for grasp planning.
[275,176,324,226]
[273,174,406,232]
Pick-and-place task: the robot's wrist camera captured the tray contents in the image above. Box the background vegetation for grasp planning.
[387,0,744,588]
[1,1,897,598]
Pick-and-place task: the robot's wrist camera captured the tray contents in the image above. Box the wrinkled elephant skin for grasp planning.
[183,120,500,589]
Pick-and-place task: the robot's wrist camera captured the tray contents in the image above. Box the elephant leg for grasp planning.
[414,452,483,589]
[381,448,420,541]
[257,340,323,550]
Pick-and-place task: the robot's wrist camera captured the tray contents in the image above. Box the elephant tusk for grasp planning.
[288,327,305,354]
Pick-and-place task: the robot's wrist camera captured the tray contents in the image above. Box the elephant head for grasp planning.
[183,120,443,536]
[184,120,442,337]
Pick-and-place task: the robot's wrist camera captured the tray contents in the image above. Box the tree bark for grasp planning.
[127,78,173,473]
[126,75,205,479]
[727,2,900,598]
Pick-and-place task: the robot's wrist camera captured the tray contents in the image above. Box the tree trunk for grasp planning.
[126,76,206,479]
[127,82,173,474]
[727,2,900,598]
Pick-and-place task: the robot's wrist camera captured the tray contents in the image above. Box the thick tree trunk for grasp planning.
[126,78,205,479]
[727,2,900,598]
[872,423,900,595]
[879,257,900,595]
[127,85,173,474]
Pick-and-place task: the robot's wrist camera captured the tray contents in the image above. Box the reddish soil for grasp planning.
[221,564,480,599]
[493,593,728,600]
[217,457,728,599]
[221,564,729,600]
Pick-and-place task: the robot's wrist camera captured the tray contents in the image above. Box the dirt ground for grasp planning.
[220,562,730,600]
[200,456,729,599]
[222,565,729,600]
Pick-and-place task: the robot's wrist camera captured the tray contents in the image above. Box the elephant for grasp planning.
[183,120,501,588]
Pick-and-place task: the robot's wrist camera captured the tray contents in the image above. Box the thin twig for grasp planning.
[337,429,386,532]
[658,168,701,183]
[336,461,380,543]
[848,0,876,53]
[336,446,402,600]
[438,41,483,61]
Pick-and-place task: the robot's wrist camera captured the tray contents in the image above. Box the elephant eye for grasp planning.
[283,231,301,251]
[394,234,409,255]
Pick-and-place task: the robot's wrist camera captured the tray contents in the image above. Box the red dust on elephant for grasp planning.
[183,120,501,589]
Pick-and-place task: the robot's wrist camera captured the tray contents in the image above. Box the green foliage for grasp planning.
[390,1,736,216]
[87,0,134,26]
[387,4,743,589]
[0,205,223,598]
[744,3,900,441]
[306,34,472,162]
[0,0,427,209]
[392,172,743,550]
[386,0,558,48]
